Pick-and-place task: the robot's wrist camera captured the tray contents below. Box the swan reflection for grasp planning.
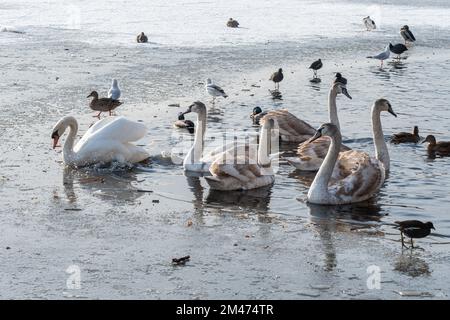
[62,166,144,204]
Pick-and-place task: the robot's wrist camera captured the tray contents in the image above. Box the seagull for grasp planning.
[309,59,323,79]
[108,79,121,100]
[363,16,376,31]
[394,220,435,249]
[367,44,390,67]
[269,68,283,90]
[389,43,408,59]
[400,25,416,45]
[205,78,228,104]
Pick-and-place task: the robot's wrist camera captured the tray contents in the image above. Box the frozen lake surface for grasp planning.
[0,0,449,299]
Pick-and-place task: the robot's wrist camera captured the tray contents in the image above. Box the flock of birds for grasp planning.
[50,17,448,248]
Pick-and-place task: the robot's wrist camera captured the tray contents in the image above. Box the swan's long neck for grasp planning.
[63,119,78,163]
[257,124,271,167]
[328,87,340,132]
[309,131,341,199]
[371,107,390,172]
[187,111,206,164]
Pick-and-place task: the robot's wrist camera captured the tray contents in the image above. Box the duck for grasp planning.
[391,126,420,144]
[400,25,416,44]
[269,68,283,90]
[205,119,276,191]
[367,44,390,68]
[286,73,352,171]
[87,91,123,117]
[306,123,385,205]
[363,16,376,31]
[389,43,408,59]
[251,107,316,143]
[51,116,149,167]
[173,112,195,134]
[422,135,450,157]
[179,101,239,172]
[394,220,435,248]
[309,59,323,80]
[226,18,239,28]
[108,79,121,100]
[205,78,228,104]
[137,32,148,43]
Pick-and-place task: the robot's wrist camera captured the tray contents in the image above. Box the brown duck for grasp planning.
[137,32,148,43]
[391,126,420,144]
[87,91,122,117]
[422,135,450,157]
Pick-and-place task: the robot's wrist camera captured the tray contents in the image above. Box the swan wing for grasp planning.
[207,153,273,190]
[329,151,385,202]
[288,137,350,171]
[260,109,315,141]
[83,116,147,144]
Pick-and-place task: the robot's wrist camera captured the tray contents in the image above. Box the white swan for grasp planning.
[307,123,385,205]
[51,116,149,167]
[180,101,238,172]
[307,98,396,205]
[205,119,276,191]
[286,73,352,171]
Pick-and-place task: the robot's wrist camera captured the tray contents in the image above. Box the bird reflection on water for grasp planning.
[62,166,144,204]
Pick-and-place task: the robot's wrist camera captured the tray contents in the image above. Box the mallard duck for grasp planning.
[269,68,283,90]
[137,32,148,43]
[394,220,435,248]
[391,126,420,144]
[173,112,195,134]
[87,91,122,117]
[422,135,450,157]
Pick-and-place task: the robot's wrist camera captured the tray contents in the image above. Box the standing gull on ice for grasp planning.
[400,25,416,45]
[367,44,390,67]
[205,78,228,104]
[363,16,376,31]
[108,79,121,100]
